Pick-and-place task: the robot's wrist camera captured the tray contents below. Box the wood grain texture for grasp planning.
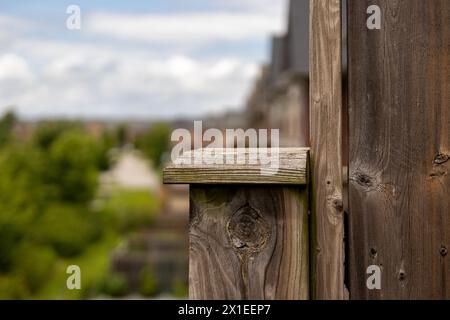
[189,186,309,300]
[309,0,346,299]
[348,0,450,299]
[164,148,309,185]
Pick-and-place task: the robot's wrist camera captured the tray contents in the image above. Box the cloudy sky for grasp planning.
[0,0,286,120]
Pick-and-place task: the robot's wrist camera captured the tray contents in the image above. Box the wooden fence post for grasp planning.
[164,148,310,300]
[348,0,450,299]
[309,0,346,299]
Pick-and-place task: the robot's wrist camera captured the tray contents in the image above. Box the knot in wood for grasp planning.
[434,153,449,165]
[355,173,374,188]
[332,198,344,212]
[440,246,448,257]
[227,205,270,253]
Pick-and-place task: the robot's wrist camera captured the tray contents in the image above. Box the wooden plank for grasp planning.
[189,185,309,300]
[348,0,450,299]
[164,148,309,185]
[309,0,346,299]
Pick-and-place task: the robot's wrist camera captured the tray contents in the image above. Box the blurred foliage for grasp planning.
[31,204,101,257]
[0,275,28,300]
[0,110,17,148]
[139,266,159,297]
[98,190,158,232]
[12,244,56,294]
[135,123,171,168]
[172,279,189,298]
[116,124,129,147]
[0,111,163,299]
[46,131,99,203]
[98,272,129,298]
[32,121,83,150]
[96,130,117,171]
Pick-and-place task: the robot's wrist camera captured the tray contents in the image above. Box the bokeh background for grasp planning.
[0,0,288,299]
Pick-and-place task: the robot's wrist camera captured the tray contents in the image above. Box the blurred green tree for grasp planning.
[0,118,159,298]
[0,145,46,271]
[32,121,82,150]
[95,130,118,171]
[31,204,99,257]
[13,244,56,293]
[135,123,171,168]
[116,124,129,147]
[45,130,99,203]
[0,110,17,147]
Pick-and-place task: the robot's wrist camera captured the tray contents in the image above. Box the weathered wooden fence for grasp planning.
[164,149,310,299]
[347,0,450,299]
[163,0,449,300]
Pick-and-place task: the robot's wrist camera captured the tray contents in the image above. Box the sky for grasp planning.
[0,0,287,120]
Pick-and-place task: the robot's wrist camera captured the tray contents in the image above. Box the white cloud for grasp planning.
[0,38,259,118]
[0,0,286,119]
[86,11,285,44]
[0,15,31,43]
[0,54,34,80]
[208,59,239,79]
[178,0,286,16]
[168,55,198,78]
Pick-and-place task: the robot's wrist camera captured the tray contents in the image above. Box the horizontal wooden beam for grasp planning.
[163,148,309,185]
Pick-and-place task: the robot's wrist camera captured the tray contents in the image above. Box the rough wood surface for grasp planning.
[348,0,450,299]
[164,148,309,185]
[309,0,346,299]
[189,186,309,300]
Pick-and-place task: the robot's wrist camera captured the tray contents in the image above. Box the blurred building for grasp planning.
[246,0,310,147]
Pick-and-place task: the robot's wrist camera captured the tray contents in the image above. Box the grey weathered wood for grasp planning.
[189,186,309,300]
[309,0,346,299]
[348,0,450,299]
[164,148,310,300]
[164,148,309,185]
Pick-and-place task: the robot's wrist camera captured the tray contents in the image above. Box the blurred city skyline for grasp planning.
[0,0,286,120]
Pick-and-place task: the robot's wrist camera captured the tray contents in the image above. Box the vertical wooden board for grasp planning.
[348,0,450,299]
[309,0,346,299]
[189,186,309,300]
